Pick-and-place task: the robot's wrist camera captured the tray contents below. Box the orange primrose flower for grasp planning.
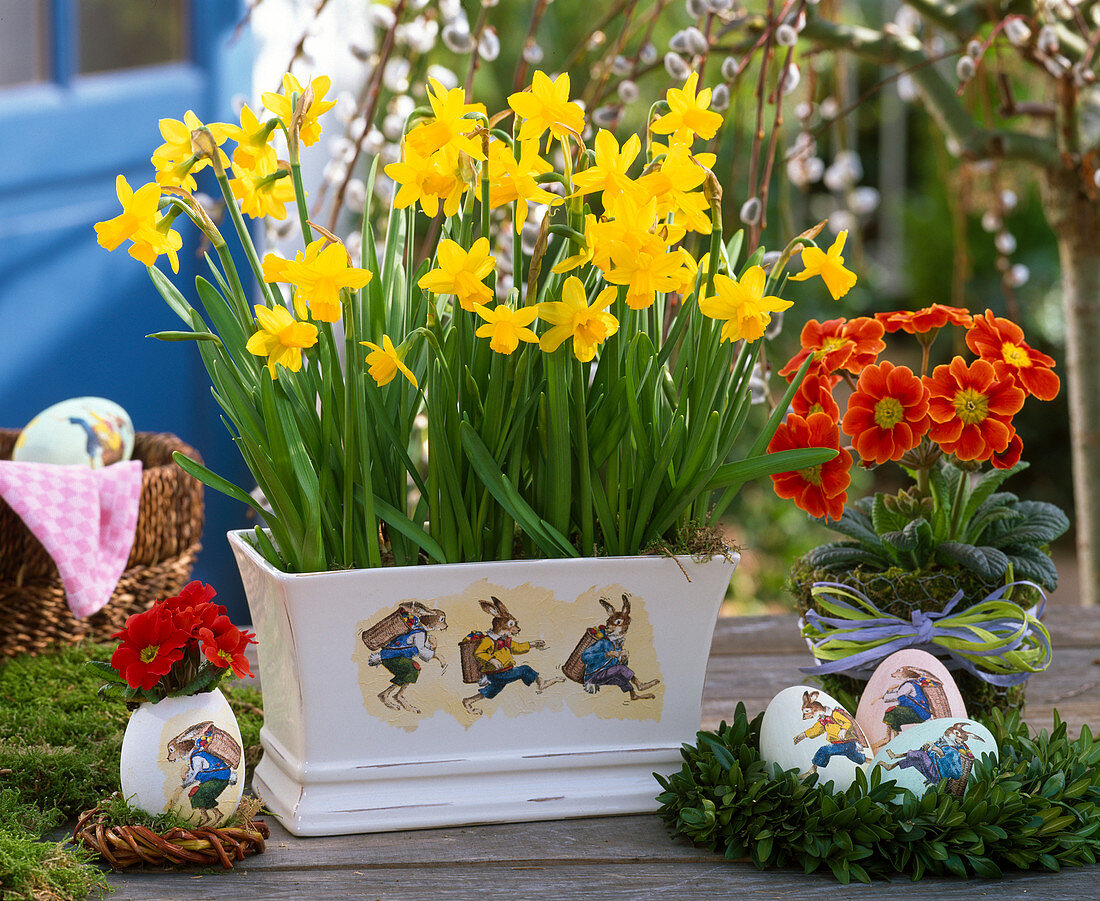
[965,309,1060,401]
[924,357,1026,462]
[841,361,931,465]
[875,304,974,335]
[778,316,885,380]
[792,374,841,421]
[768,411,852,522]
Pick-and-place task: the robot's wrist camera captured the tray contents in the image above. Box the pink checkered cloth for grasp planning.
[0,460,143,618]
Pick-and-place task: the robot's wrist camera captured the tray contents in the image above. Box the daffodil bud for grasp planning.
[190,127,224,176]
[703,168,723,214]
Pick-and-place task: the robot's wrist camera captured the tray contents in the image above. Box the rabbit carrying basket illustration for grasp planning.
[563,629,599,684]
[170,721,242,769]
[459,633,485,684]
[362,609,409,651]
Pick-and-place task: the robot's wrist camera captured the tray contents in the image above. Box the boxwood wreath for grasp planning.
[656,703,1100,883]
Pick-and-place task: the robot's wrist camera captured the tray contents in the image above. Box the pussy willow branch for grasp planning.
[325,0,409,233]
[283,0,334,81]
[463,4,491,94]
[902,0,982,37]
[512,0,555,93]
[797,13,1062,169]
[560,0,636,75]
[582,1,640,112]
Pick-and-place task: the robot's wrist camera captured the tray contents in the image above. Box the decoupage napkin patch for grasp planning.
[0,459,143,617]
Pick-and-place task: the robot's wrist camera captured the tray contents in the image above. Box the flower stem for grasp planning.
[213,169,276,309]
[948,464,970,541]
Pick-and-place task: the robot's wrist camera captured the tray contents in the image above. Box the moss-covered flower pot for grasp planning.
[786,557,1037,719]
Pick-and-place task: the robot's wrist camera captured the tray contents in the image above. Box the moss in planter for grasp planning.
[786,558,1037,719]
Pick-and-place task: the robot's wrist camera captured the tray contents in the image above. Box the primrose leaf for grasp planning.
[935,542,1010,581]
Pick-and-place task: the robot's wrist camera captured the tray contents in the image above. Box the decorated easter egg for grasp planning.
[854,649,967,756]
[759,685,871,792]
[870,717,996,800]
[12,397,134,468]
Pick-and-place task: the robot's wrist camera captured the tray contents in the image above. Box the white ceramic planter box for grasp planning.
[229,530,737,836]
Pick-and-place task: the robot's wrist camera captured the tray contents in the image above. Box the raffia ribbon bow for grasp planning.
[798,580,1052,687]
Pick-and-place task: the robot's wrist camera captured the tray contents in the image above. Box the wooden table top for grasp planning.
[106,606,1100,900]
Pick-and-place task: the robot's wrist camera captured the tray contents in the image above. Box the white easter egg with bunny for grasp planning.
[870,716,997,800]
[12,397,134,468]
[759,685,871,792]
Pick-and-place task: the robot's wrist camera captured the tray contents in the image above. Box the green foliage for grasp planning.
[0,644,265,900]
[657,704,1100,882]
[803,462,1069,590]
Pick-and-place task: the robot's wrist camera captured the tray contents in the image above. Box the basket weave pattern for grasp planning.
[0,430,204,657]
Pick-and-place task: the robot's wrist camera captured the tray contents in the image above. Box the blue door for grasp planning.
[0,0,254,618]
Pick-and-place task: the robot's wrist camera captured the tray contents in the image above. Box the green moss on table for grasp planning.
[0,644,264,900]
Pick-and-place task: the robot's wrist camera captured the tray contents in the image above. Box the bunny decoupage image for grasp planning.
[352,581,666,729]
[564,595,661,701]
[460,596,564,716]
[361,602,449,714]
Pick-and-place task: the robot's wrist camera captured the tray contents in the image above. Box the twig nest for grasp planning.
[72,796,269,870]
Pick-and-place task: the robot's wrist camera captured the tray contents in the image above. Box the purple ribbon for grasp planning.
[798,580,1050,688]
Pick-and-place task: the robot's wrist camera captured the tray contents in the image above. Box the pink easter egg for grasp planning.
[854,649,967,756]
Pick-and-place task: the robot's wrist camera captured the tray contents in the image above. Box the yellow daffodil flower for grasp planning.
[94,175,183,273]
[552,213,598,275]
[571,130,644,205]
[223,103,279,174]
[650,73,724,145]
[604,243,693,311]
[699,265,793,343]
[538,277,619,362]
[386,144,472,219]
[262,73,336,147]
[418,238,495,311]
[245,304,319,379]
[488,139,560,230]
[473,303,540,354]
[360,335,418,388]
[151,110,231,191]
[405,78,486,160]
[637,143,712,234]
[789,230,858,300]
[508,70,585,148]
[264,239,373,322]
[230,160,297,219]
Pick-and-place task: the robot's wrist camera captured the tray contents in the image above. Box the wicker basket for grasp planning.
[563,628,599,684]
[362,608,410,651]
[0,430,204,657]
[459,633,485,684]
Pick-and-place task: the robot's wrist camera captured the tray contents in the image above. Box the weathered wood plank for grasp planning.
[184,815,711,870]
[106,857,1100,900]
